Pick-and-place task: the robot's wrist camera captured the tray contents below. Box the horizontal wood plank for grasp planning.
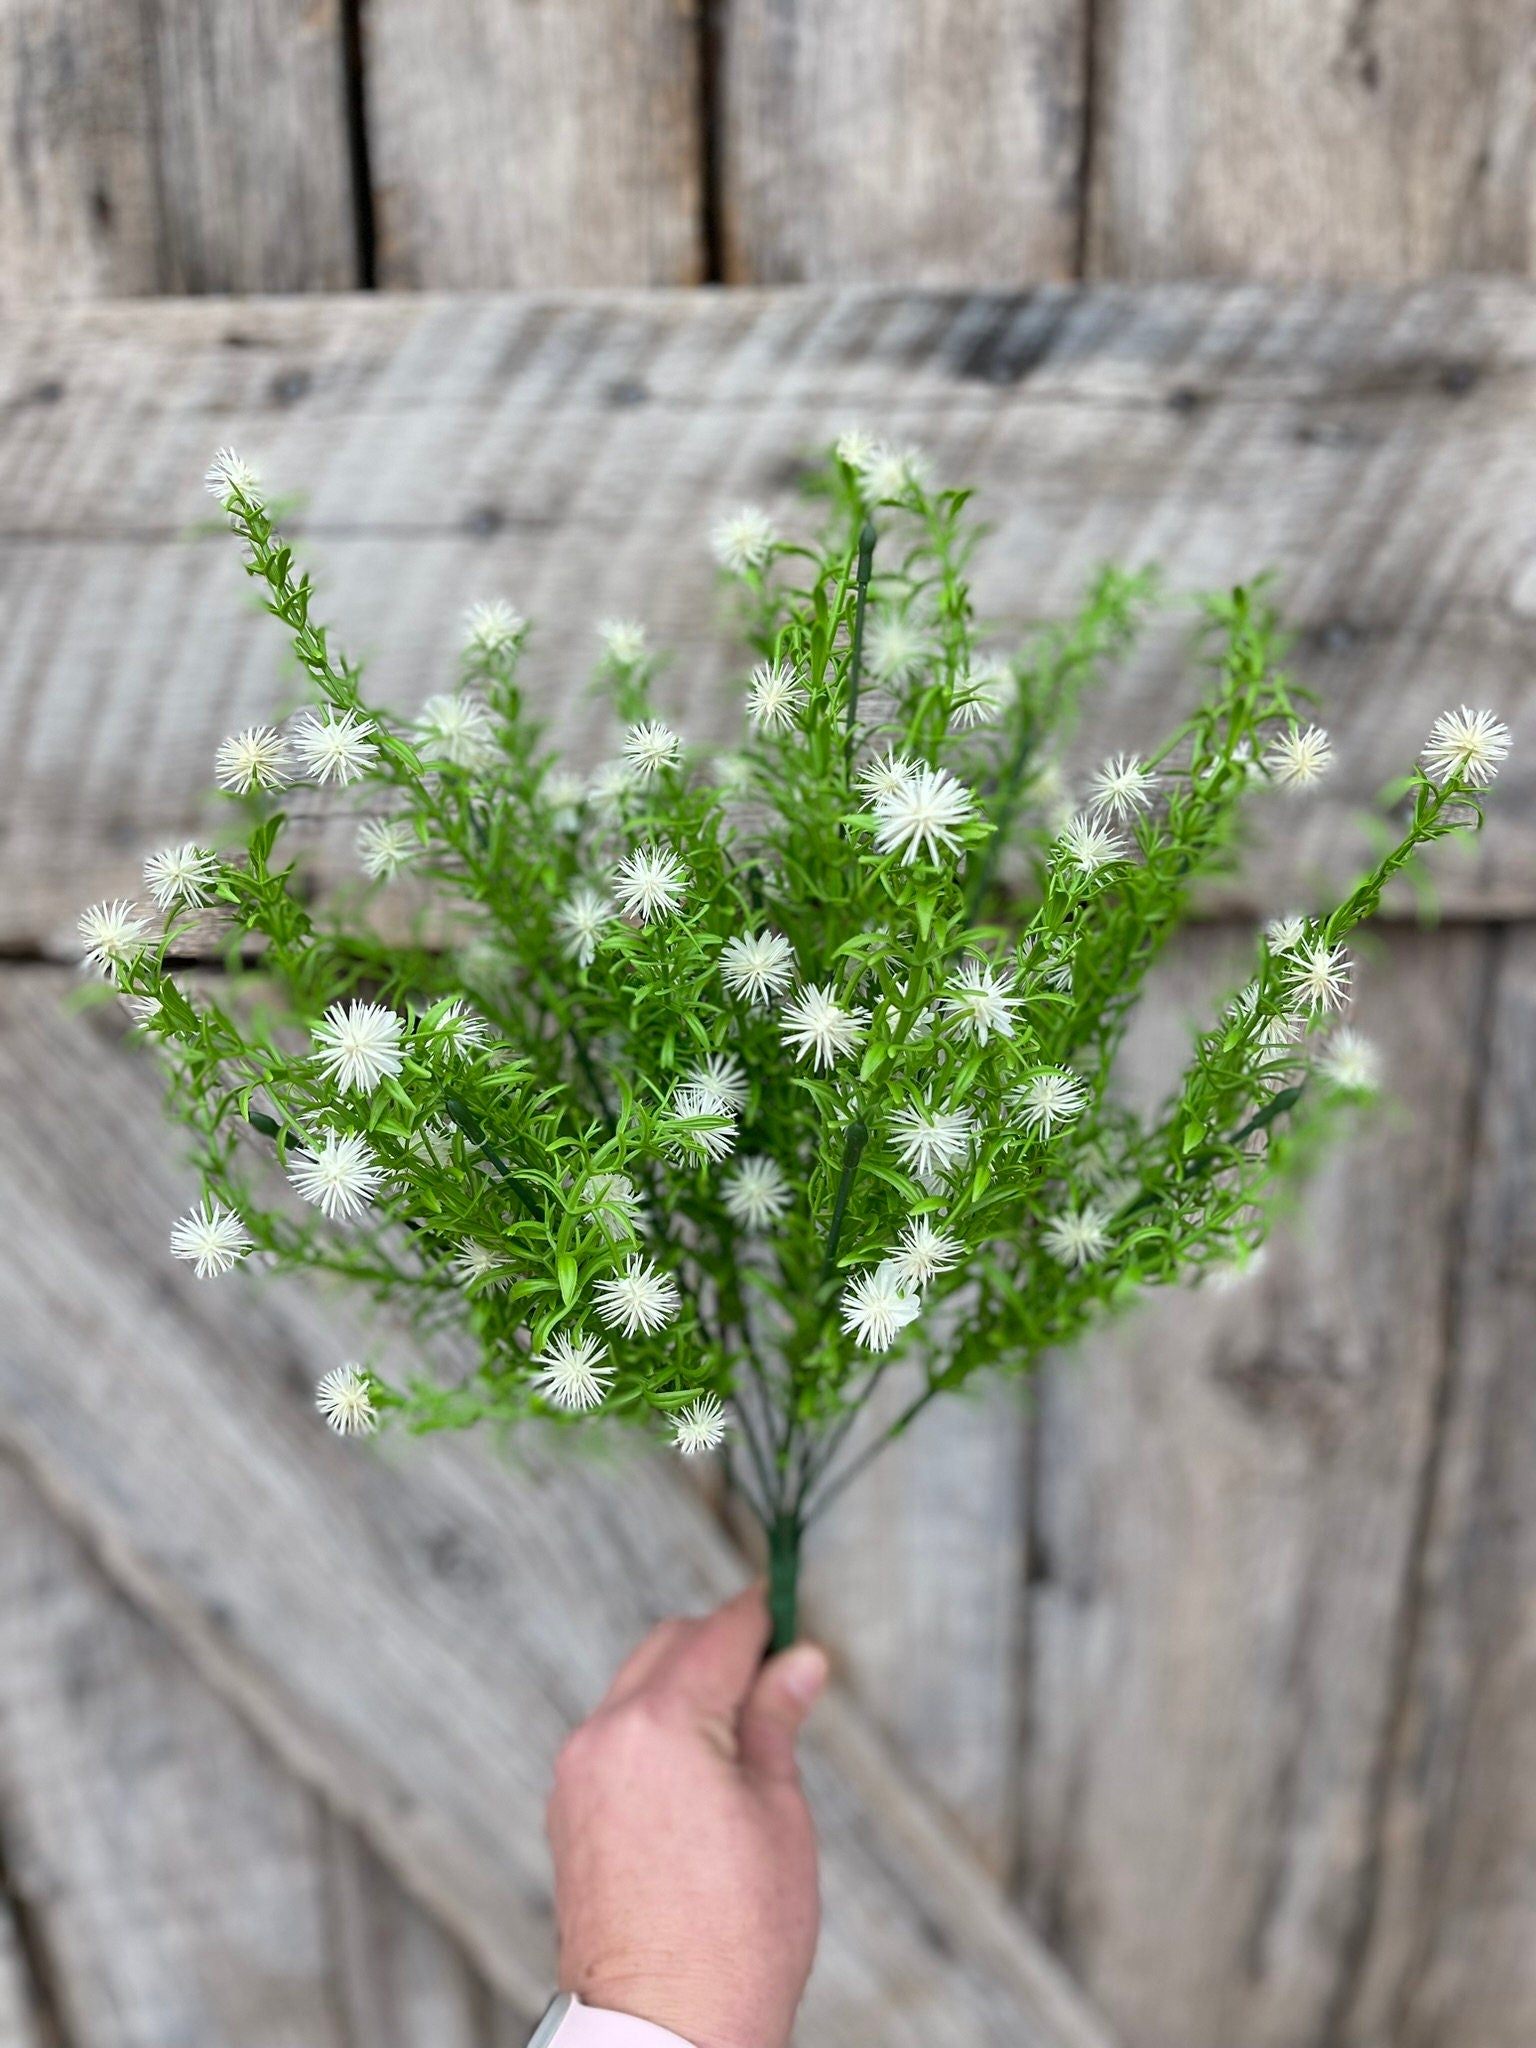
[2,285,1532,952]
[0,970,1117,2048]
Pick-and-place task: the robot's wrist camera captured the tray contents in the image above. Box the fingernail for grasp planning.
[779,1644,828,1706]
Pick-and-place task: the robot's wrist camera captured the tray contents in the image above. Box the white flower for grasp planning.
[143,843,219,912]
[1264,724,1333,789]
[780,984,869,1069]
[713,751,755,797]
[1421,706,1511,788]
[532,1331,613,1411]
[1089,754,1159,821]
[855,750,918,804]
[712,505,777,575]
[722,1156,791,1231]
[463,600,525,658]
[594,1254,681,1337]
[856,442,930,503]
[841,1264,922,1349]
[666,1084,738,1163]
[866,611,931,684]
[1056,812,1128,877]
[685,1052,748,1113]
[888,1218,962,1290]
[623,720,684,777]
[292,709,378,787]
[556,886,615,966]
[598,619,648,668]
[871,764,975,865]
[169,1199,253,1279]
[940,958,1018,1044]
[542,769,586,829]
[1265,913,1308,955]
[746,660,809,734]
[313,1000,406,1093]
[581,1172,644,1241]
[452,1241,510,1290]
[205,447,260,501]
[1286,938,1352,1014]
[77,899,150,974]
[1321,1027,1381,1092]
[356,817,417,879]
[1016,1068,1088,1140]
[289,1130,385,1221]
[415,692,498,771]
[834,426,876,469]
[1041,1201,1114,1269]
[215,725,289,794]
[720,930,796,1006]
[614,843,688,923]
[588,759,635,817]
[422,998,489,1057]
[673,1391,729,1455]
[889,1102,974,1182]
[949,659,1014,731]
[316,1365,378,1436]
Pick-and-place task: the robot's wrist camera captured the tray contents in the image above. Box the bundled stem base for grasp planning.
[767,1512,803,1653]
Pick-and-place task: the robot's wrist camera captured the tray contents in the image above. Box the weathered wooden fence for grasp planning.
[3,8,1536,2048]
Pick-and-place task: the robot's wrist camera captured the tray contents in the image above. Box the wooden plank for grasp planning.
[0,972,1118,2048]
[361,0,703,286]
[1333,927,1536,2048]
[0,0,357,300]
[1087,0,1536,282]
[716,0,1086,283]
[0,1898,47,2048]
[1016,927,1494,2046]
[0,1450,352,2048]
[3,285,1533,950]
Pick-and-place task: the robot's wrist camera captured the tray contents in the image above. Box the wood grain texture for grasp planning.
[0,1451,352,2048]
[1016,928,1498,2048]
[0,0,357,301]
[717,0,1086,283]
[0,972,1118,2048]
[361,0,704,286]
[1087,0,1536,282]
[2,284,1533,951]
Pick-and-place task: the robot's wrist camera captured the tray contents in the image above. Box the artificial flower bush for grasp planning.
[79,442,1510,1646]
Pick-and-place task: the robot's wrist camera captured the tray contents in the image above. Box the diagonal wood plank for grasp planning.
[0,0,358,300]
[361,0,704,286]
[1016,927,1495,2048]
[3,285,1533,952]
[717,0,1087,284]
[0,971,1117,2048]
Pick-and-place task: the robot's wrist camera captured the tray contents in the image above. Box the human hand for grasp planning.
[546,1584,829,2048]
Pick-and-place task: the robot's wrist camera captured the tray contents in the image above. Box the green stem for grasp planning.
[819,1121,869,1289]
[767,1511,803,1652]
[844,518,877,754]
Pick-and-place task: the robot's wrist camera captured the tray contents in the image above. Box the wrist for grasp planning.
[531,1991,697,2048]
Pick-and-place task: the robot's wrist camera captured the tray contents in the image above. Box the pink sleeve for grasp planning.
[549,1994,696,2048]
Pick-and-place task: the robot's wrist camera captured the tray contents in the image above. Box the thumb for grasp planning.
[739,1643,828,1782]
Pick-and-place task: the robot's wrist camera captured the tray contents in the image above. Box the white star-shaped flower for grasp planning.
[143,843,219,912]
[313,1000,406,1093]
[720,930,796,1006]
[855,750,918,804]
[169,1199,253,1279]
[205,447,261,501]
[594,1255,681,1338]
[588,759,635,817]
[288,1130,385,1221]
[1286,938,1351,1014]
[1421,706,1511,788]
[1041,1201,1114,1269]
[721,1156,791,1232]
[316,1364,378,1436]
[673,1392,729,1455]
[1056,813,1128,878]
[856,443,931,504]
[215,725,290,794]
[452,1241,511,1291]
[598,619,649,668]
[463,600,525,659]
[665,1084,738,1164]
[532,1331,614,1411]
[542,769,586,830]
[422,999,489,1058]
[1321,1027,1381,1092]
[614,843,689,923]
[581,1172,645,1242]
[685,1052,749,1113]
[556,886,616,966]
[1089,754,1159,821]
[356,817,417,879]
[779,984,869,1069]
[292,709,378,787]
[746,660,809,734]
[1264,724,1333,789]
[415,693,499,771]
[1015,1069,1088,1140]
[940,958,1019,1044]
[888,1217,962,1290]
[711,506,777,575]
[77,899,150,975]
[866,611,932,684]
[840,1264,922,1349]
[871,764,975,865]
[1265,913,1308,955]
[622,720,684,778]
[949,659,1014,732]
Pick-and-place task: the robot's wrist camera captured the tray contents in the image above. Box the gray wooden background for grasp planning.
[3,8,1536,2048]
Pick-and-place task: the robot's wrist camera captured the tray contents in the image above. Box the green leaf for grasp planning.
[556,1254,579,1305]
